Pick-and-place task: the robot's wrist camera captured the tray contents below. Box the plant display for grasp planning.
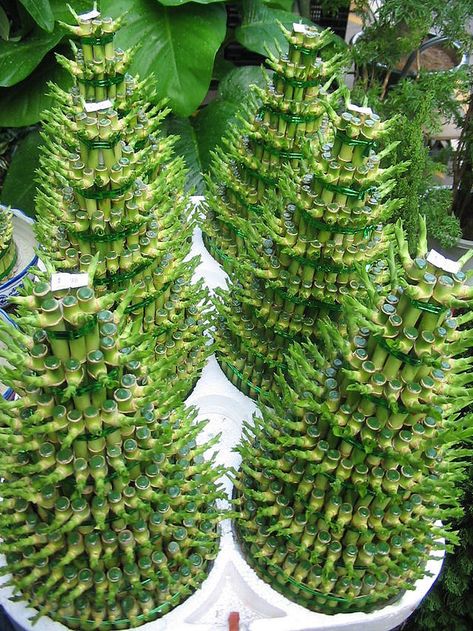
[452,92,473,240]
[206,25,402,398]
[349,0,472,99]
[0,206,16,284]
[234,220,473,613]
[0,273,225,629]
[0,0,339,211]
[34,9,209,397]
[204,23,344,268]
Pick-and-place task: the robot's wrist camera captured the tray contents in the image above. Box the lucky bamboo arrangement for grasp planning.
[0,271,225,629]
[0,206,17,285]
[208,46,405,399]
[204,23,345,270]
[234,219,473,613]
[34,8,209,396]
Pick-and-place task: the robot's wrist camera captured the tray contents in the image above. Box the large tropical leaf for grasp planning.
[236,0,312,57]
[18,0,54,32]
[1,130,43,217]
[0,0,89,87]
[194,66,268,172]
[0,52,72,126]
[157,0,225,5]
[102,0,227,117]
[165,116,205,195]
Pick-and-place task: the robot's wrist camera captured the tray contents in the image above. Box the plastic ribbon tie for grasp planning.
[362,392,409,414]
[254,139,304,161]
[290,43,316,56]
[374,336,422,366]
[408,296,446,315]
[313,175,377,200]
[74,177,134,200]
[0,246,17,282]
[124,281,172,313]
[47,315,97,340]
[76,425,121,442]
[61,590,183,626]
[237,160,277,186]
[95,259,153,287]
[273,72,320,89]
[220,357,262,394]
[69,219,147,243]
[49,367,119,402]
[77,73,124,88]
[272,285,342,312]
[79,33,115,45]
[335,130,377,156]
[226,188,262,215]
[77,131,120,150]
[248,552,372,605]
[285,251,356,274]
[259,105,322,125]
[297,208,377,238]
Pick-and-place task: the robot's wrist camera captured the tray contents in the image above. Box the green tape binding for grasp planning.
[286,251,356,274]
[259,105,322,125]
[272,285,342,312]
[254,139,304,160]
[313,175,377,200]
[237,160,278,186]
[61,590,183,626]
[124,281,172,313]
[70,219,147,243]
[47,315,97,340]
[335,130,377,156]
[220,357,262,394]
[226,188,262,215]
[95,259,153,287]
[374,335,422,366]
[77,131,120,150]
[77,73,124,88]
[74,177,134,200]
[79,33,115,45]
[273,72,320,89]
[297,207,377,238]
[408,297,447,315]
[290,43,316,56]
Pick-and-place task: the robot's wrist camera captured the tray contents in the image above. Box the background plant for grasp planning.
[0,0,344,213]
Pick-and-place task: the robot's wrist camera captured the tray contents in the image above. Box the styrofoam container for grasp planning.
[0,210,444,630]
[0,209,38,307]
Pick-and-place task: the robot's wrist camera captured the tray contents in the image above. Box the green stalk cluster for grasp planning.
[235,220,473,614]
[204,23,345,268]
[0,276,225,629]
[34,10,209,393]
[0,206,17,284]
[212,98,404,400]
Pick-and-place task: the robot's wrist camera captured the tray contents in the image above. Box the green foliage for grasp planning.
[0,129,42,217]
[235,0,312,57]
[404,460,473,631]
[421,188,462,249]
[101,0,227,117]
